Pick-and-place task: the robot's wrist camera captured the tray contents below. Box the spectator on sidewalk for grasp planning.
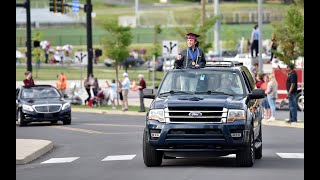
[56,72,67,97]
[250,63,259,83]
[250,24,259,57]
[137,74,146,112]
[117,80,124,109]
[121,72,131,111]
[269,32,278,63]
[23,71,35,88]
[265,74,278,121]
[106,79,117,110]
[255,73,264,88]
[278,64,298,123]
[84,74,99,105]
[260,74,270,120]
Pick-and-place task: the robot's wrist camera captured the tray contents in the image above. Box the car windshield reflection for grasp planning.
[21,87,61,99]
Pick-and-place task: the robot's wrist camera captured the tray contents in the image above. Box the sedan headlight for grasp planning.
[22,104,34,112]
[148,109,165,123]
[227,109,246,122]
[62,103,71,110]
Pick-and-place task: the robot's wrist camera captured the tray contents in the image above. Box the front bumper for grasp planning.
[146,120,250,152]
[22,108,71,122]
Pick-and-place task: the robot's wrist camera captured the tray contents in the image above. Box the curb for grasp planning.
[72,108,147,116]
[72,108,303,128]
[16,139,53,165]
[262,120,304,128]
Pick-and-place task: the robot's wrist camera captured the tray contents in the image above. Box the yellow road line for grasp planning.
[50,126,141,135]
[83,123,144,128]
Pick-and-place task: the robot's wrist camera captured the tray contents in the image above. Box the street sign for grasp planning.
[74,51,88,65]
[162,40,178,56]
[72,0,80,13]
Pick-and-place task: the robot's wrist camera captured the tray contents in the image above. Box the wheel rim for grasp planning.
[298,95,304,110]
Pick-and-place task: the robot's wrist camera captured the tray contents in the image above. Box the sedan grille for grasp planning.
[33,104,61,113]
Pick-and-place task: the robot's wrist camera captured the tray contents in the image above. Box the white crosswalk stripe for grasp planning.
[41,157,80,164]
[276,153,304,159]
[101,155,136,161]
[37,152,304,164]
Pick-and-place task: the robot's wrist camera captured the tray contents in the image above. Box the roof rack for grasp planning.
[205,61,243,67]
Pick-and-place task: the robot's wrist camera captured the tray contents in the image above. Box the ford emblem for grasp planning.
[189,111,202,117]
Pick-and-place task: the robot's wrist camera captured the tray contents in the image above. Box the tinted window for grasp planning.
[242,66,255,90]
[159,70,244,95]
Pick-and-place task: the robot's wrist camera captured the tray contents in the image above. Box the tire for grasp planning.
[17,109,27,127]
[63,118,71,125]
[255,125,262,159]
[296,92,304,111]
[236,128,255,167]
[143,130,163,167]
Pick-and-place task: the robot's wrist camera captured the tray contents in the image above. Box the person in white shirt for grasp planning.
[121,72,131,111]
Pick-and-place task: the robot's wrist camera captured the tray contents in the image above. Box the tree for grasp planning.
[102,19,133,104]
[153,24,162,57]
[175,12,220,53]
[272,5,304,65]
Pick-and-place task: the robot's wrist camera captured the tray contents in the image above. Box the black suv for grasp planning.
[142,61,265,167]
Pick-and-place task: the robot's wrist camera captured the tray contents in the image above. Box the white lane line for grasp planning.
[40,157,80,164]
[276,153,304,159]
[101,155,136,161]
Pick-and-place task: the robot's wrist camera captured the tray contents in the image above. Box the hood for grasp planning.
[21,98,66,105]
[152,94,244,109]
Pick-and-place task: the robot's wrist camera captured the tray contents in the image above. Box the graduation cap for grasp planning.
[186,32,200,40]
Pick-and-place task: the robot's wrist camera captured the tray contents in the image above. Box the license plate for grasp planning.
[44,113,53,119]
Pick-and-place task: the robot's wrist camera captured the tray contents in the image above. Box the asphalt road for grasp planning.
[16,112,304,180]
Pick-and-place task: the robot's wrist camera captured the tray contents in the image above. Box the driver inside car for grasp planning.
[217,77,242,94]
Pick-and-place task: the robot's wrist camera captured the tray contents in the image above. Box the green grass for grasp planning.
[16,66,164,87]
[16,24,274,48]
[72,104,149,112]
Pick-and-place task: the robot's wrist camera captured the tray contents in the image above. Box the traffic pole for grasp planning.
[86,0,93,78]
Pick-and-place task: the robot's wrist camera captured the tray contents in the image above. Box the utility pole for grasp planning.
[214,0,220,56]
[135,0,139,27]
[86,0,93,77]
[16,0,32,72]
[258,0,263,73]
[201,0,205,26]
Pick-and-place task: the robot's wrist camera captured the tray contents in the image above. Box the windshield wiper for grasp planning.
[195,91,233,96]
[159,90,193,96]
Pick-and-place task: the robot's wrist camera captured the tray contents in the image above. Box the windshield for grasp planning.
[158,70,245,96]
[21,87,61,99]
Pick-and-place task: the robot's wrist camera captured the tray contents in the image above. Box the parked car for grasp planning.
[16,85,72,126]
[123,55,145,68]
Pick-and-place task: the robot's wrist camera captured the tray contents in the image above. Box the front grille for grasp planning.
[33,104,61,113]
[170,118,221,123]
[165,107,227,123]
[166,129,224,140]
[168,107,223,111]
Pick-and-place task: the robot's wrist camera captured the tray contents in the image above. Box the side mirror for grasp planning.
[248,89,265,99]
[143,88,157,99]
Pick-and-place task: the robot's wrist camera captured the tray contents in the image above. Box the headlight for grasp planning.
[148,109,165,122]
[22,104,34,112]
[62,103,71,110]
[227,109,246,122]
